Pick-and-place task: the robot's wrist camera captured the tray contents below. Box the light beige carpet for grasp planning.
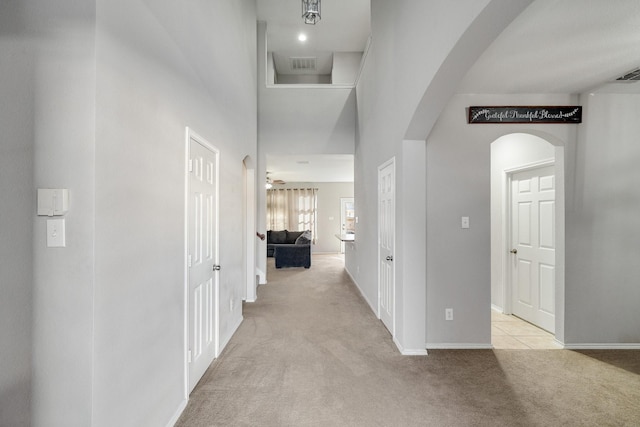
[176,254,640,426]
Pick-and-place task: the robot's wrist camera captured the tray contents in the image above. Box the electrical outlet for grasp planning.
[229,298,234,311]
[445,308,453,321]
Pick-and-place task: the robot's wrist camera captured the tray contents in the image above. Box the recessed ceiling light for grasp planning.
[298,33,307,42]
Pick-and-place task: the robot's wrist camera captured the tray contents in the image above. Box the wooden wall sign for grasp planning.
[468,106,582,124]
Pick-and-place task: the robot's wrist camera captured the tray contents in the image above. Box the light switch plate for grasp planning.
[461,216,470,229]
[47,219,66,247]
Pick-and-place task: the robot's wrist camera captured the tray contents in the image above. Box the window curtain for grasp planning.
[267,188,317,242]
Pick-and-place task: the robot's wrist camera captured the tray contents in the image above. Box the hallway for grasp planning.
[176,254,640,426]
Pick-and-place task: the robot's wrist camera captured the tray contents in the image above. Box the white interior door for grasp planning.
[511,165,555,333]
[378,160,395,334]
[188,135,219,393]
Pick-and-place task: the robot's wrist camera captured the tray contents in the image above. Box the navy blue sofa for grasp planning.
[267,230,312,269]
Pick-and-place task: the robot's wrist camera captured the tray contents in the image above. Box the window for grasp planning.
[266,188,318,242]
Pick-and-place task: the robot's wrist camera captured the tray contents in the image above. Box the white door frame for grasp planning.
[243,157,257,302]
[502,159,554,317]
[377,158,395,336]
[183,127,220,397]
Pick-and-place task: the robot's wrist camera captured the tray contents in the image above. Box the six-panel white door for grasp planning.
[378,160,395,335]
[511,165,555,333]
[188,136,219,393]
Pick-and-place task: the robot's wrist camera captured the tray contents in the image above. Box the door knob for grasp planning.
[386,256,393,261]
[510,249,517,254]
[213,265,221,271]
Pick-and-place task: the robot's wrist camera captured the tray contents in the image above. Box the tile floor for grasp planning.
[491,310,562,349]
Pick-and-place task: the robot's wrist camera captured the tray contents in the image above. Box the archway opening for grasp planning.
[490,132,565,348]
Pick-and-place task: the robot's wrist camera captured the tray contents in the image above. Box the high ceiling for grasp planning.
[266,154,354,183]
[257,0,371,75]
[457,0,640,94]
[259,1,640,183]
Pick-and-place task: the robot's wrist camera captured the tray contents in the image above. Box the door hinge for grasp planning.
[188,254,192,268]
[188,349,192,363]
[188,159,193,172]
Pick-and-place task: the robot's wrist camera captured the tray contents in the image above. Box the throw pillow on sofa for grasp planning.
[295,230,312,245]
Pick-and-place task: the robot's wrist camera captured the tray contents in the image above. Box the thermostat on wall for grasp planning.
[37,189,69,216]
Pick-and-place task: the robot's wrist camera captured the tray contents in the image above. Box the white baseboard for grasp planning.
[426,343,493,350]
[256,268,266,285]
[219,315,243,355]
[563,343,640,350]
[345,269,378,315]
[394,337,428,356]
[491,304,503,313]
[166,398,188,427]
[401,349,429,356]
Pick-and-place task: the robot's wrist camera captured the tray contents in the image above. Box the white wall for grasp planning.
[490,134,555,310]
[351,0,531,352]
[429,91,640,347]
[0,1,257,426]
[332,52,363,85]
[396,140,427,353]
[93,1,256,425]
[276,74,331,84]
[0,3,36,425]
[425,93,574,346]
[566,92,640,345]
[7,1,98,425]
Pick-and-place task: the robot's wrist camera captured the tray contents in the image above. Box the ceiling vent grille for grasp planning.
[616,68,640,81]
[290,57,316,71]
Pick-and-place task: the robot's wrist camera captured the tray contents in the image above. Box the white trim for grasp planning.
[394,337,428,356]
[347,268,428,356]
[184,127,221,391]
[182,128,190,400]
[502,158,555,315]
[256,267,266,285]
[563,343,640,350]
[491,304,503,313]
[400,349,429,356]
[503,158,555,174]
[243,161,257,303]
[377,157,396,338]
[345,268,377,315]
[427,343,494,350]
[166,399,188,427]
[218,315,244,354]
[353,35,372,87]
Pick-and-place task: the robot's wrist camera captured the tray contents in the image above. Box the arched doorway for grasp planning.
[490,132,566,346]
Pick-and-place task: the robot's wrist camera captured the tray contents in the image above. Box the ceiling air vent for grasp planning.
[290,57,316,71]
[616,68,640,81]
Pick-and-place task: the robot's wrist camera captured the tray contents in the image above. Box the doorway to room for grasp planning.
[262,154,354,278]
[339,197,355,253]
[490,133,565,349]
